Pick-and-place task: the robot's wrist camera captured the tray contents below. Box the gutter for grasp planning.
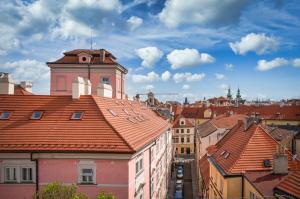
[30,153,39,195]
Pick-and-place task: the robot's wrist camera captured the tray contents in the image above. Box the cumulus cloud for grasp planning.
[173,72,205,83]
[182,84,190,90]
[127,16,143,30]
[132,71,160,83]
[292,58,300,67]
[229,33,279,55]
[161,71,171,81]
[159,0,247,28]
[135,47,164,68]
[167,48,214,69]
[215,73,225,80]
[256,58,289,71]
[3,59,50,82]
[225,63,234,70]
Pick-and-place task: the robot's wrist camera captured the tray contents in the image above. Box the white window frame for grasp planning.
[4,166,17,183]
[135,156,143,177]
[20,166,34,183]
[78,161,96,184]
[101,77,111,85]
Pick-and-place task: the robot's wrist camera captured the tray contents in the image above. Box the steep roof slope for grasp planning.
[0,95,170,153]
[275,171,300,198]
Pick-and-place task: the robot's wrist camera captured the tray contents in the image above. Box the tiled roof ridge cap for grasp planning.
[91,95,134,152]
[229,124,260,173]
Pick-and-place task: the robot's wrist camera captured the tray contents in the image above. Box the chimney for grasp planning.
[20,81,33,93]
[97,82,112,98]
[83,78,91,95]
[99,49,106,63]
[0,72,14,95]
[273,145,288,174]
[72,76,85,99]
[206,145,218,156]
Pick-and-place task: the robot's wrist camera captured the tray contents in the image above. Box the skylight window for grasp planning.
[108,109,118,117]
[224,152,230,159]
[31,111,43,120]
[0,111,11,120]
[220,151,226,156]
[71,112,83,120]
[127,117,137,123]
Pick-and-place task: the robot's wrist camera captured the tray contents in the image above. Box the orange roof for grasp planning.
[199,154,210,191]
[172,117,194,128]
[275,171,300,198]
[14,85,33,95]
[212,122,300,174]
[210,114,246,129]
[181,107,206,119]
[0,95,170,153]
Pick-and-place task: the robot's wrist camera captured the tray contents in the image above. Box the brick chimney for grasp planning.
[0,72,14,95]
[20,81,33,93]
[99,49,106,63]
[97,82,112,98]
[273,145,288,174]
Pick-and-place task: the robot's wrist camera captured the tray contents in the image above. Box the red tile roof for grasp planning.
[181,107,206,119]
[199,154,210,191]
[275,171,300,198]
[210,114,246,129]
[212,122,300,174]
[14,85,33,95]
[0,95,170,153]
[172,117,194,128]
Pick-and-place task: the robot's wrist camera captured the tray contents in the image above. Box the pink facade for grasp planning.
[50,67,125,99]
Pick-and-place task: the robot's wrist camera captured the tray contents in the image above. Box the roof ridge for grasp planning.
[91,95,134,152]
[229,124,259,173]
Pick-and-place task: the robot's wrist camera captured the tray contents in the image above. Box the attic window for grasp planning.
[82,57,87,61]
[263,159,271,167]
[224,152,230,159]
[220,151,226,156]
[108,109,118,117]
[0,111,11,120]
[31,111,43,120]
[71,112,83,120]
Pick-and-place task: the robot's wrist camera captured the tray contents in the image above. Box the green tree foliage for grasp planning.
[96,191,116,199]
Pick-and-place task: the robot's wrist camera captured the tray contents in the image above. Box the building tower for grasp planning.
[227,87,232,100]
[236,88,241,100]
[183,97,189,106]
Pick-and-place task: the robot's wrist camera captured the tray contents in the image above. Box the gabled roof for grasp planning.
[196,121,217,138]
[0,95,170,153]
[181,107,206,119]
[212,122,300,174]
[172,116,194,128]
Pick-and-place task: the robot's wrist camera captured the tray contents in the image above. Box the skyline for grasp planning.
[0,0,300,102]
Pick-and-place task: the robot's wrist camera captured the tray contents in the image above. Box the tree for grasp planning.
[96,191,116,199]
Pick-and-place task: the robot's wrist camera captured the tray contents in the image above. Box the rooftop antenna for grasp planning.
[90,26,93,50]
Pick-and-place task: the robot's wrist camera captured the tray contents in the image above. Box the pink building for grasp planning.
[47,49,127,99]
[0,51,172,199]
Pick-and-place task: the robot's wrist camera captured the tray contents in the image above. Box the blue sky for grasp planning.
[0,0,300,102]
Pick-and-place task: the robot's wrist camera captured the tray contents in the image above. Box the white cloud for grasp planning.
[173,72,205,83]
[135,47,164,68]
[158,0,247,28]
[127,16,143,30]
[167,48,214,69]
[3,59,50,82]
[229,33,279,55]
[145,84,154,90]
[292,58,300,67]
[132,71,160,83]
[215,73,225,80]
[182,84,190,90]
[161,71,171,81]
[225,63,234,70]
[256,58,289,71]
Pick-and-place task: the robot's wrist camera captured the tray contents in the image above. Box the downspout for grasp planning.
[31,153,39,195]
[149,143,152,199]
[121,73,123,99]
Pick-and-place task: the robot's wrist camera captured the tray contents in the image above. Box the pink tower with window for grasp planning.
[47,49,127,99]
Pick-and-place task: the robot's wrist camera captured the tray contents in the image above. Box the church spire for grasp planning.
[227,87,232,100]
[236,87,241,99]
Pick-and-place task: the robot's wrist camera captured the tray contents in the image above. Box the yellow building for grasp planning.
[199,119,300,199]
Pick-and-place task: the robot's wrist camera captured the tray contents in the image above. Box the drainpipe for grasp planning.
[121,73,123,99]
[31,153,39,195]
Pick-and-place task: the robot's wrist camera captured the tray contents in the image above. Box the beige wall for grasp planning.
[243,177,264,199]
[263,120,300,126]
[296,139,300,159]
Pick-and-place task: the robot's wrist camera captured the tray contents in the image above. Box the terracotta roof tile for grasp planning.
[275,171,300,198]
[14,85,33,95]
[181,107,206,119]
[200,154,210,191]
[0,95,170,153]
[172,117,194,128]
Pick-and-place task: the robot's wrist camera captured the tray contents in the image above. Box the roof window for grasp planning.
[263,159,271,167]
[71,112,83,120]
[108,109,118,117]
[224,152,230,159]
[220,150,226,156]
[127,117,137,123]
[31,111,43,120]
[0,111,11,120]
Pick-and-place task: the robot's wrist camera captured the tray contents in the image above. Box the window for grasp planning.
[71,112,83,120]
[250,192,258,199]
[180,121,184,125]
[187,137,190,143]
[21,167,33,182]
[181,137,184,143]
[81,168,94,183]
[181,129,184,133]
[176,129,179,134]
[101,77,110,85]
[108,109,118,117]
[82,57,87,61]
[136,158,143,176]
[181,148,184,154]
[4,167,17,182]
[31,111,43,120]
[187,129,190,133]
[0,111,11,119]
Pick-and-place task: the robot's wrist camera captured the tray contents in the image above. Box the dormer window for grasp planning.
[31,111,43,120]
[101,77,110,85]
[71,112,83,120]
[82,57,87,62]
[0,111,11,120]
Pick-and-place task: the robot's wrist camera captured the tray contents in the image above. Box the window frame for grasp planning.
[101,77,111,85]
[21,167,34,183]
[135,157,144,177]
[4,166,17,183]
[30,111,44,120]
[71,111,84,120]
[0,111,11,120]
[78,162,96,184]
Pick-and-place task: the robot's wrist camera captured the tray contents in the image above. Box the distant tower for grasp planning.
[147,91,155,107]
[236,88,241,100]
[227,87,232,100]
[183,97,189,106]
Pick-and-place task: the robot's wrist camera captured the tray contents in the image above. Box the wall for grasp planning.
[173,127,195,155]
[243,177,264,199]
[296,139,300,159]
[263,120,300,126]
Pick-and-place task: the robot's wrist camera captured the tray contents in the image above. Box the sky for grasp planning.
[0,0,300,102]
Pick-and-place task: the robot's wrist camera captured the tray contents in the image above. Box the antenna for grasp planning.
[90,26,93,50]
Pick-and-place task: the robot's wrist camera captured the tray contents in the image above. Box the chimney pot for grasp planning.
[0,72,14,95]
[72,76,85,99]
[97,82,112,98]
